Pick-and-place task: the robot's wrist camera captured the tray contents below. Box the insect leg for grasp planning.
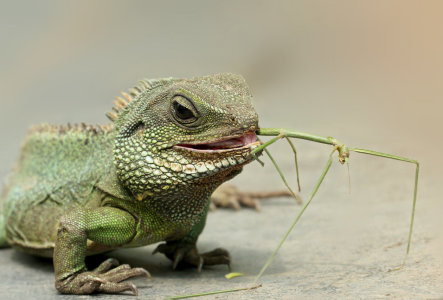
[256,137,302,204]
[253,149,335,284]
[349,147,419,268]
[285,137,302,192]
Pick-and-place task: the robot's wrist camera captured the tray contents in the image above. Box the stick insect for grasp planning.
[169,127,419,299]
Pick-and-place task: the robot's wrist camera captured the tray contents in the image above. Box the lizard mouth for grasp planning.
[174,132,260,153]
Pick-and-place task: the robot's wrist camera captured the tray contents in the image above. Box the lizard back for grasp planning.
[0,124,114,255]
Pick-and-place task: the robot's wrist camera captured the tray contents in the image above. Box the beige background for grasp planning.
[0,1,442,298]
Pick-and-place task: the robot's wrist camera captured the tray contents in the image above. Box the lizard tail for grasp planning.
[0,215,7,248]
[241,190,292,199]
[0,187,9,248]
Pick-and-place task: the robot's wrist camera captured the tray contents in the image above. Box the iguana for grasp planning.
[0,73,273,295]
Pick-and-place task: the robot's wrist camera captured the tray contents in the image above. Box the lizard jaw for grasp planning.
[173,132,260,153]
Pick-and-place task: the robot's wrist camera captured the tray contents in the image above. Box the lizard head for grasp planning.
[109,73,261,200]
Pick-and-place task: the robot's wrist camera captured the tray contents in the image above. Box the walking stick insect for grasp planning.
[170,127,419,299]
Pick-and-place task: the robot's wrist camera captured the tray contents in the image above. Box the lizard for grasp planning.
[0,73,278,295]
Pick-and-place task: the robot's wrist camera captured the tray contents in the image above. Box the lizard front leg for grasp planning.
[153,204,230,271]
[54,206,149,295]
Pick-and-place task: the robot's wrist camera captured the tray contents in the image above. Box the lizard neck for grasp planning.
[95,128,134,201]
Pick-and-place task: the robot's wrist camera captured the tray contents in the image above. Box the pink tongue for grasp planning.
[240,132,257,145]
[210,132,257,148]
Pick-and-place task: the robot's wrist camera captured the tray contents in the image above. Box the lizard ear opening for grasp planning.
[118,120,145,138]
[133,122,146,138]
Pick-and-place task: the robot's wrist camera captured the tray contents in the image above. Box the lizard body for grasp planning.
[0,73,261,294]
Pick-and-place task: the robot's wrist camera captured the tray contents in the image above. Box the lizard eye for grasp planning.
[171,96,199,125]
[174,102,194,120]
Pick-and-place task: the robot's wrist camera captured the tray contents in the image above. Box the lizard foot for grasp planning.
[153,242,231,272]
[210,184,294,211]
[55,258,150,295]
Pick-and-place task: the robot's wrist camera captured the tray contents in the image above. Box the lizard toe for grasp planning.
[92,258,120,274]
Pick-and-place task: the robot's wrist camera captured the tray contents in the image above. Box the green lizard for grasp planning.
[0,73,267,295]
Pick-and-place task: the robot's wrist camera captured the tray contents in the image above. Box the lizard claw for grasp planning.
[197,256,204,273]
[152,245,160,255]
[173,249,185,270]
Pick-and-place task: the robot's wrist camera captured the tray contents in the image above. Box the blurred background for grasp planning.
[0,1,442,298]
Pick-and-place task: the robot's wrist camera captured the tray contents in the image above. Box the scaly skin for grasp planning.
[0,73,261,295]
